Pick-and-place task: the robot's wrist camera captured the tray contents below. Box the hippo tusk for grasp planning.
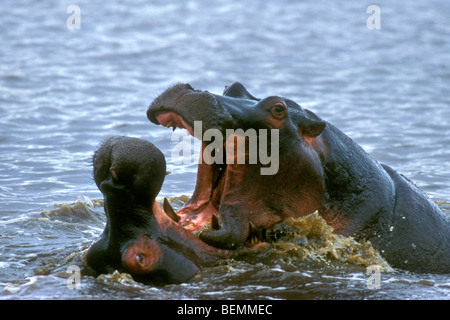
[211,213,220,230]
[163,197,180,222]
[248,222,264,245]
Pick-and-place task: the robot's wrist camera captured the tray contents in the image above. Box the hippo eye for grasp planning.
[271,103,286,118]
[274,105,284,114]
[136,254,144,265]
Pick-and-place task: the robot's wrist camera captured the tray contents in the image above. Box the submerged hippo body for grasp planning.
[147,82,450,273]
[85,136,230,284]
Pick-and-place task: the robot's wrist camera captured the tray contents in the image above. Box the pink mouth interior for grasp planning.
[156,112,195,136]
[156,111,225,232]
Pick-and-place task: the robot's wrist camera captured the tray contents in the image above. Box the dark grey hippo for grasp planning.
[146,82,450,273]
[85,136,232,284]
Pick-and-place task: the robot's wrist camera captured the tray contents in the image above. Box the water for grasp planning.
[0,0,449,300]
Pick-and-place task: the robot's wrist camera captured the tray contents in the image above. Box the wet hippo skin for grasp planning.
[147,82,450,273]
[85,136,231,284]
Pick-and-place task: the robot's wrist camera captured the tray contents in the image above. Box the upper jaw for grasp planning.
[147,83,235,136]
[146,83,197,125]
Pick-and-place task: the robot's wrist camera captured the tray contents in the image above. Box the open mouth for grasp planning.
[156,111,227,231]
[155,111,195,136]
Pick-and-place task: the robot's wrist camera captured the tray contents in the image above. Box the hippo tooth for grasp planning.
[248,221,263,243]
[166,120,174,128]
[163,197,180,222]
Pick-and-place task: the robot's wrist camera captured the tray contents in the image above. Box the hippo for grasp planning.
[147,82,450,273]
[85,136,231,284]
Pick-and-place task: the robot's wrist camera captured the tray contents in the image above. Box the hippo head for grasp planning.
[85,136,229,284]
[147,83,327,249]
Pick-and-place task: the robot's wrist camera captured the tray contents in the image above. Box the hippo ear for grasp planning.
[223,82,259,101]
[110,167,119,181]
[298,119,326,137]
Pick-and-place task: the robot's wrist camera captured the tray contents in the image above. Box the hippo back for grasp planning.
[378,164,450,273]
